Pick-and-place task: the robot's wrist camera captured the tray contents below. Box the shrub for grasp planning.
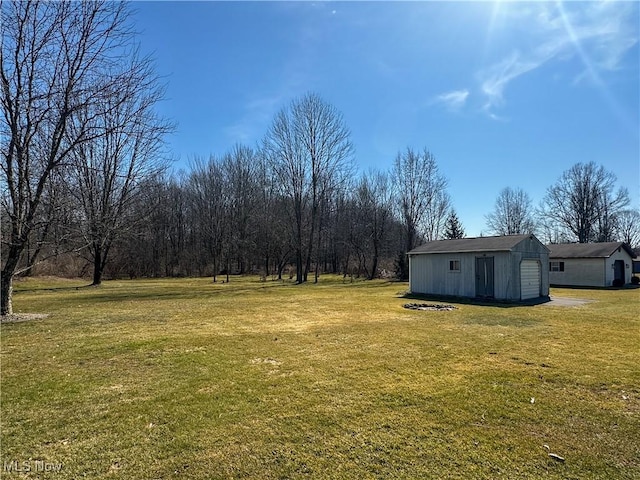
[612,278,624,287]
[632,276,639,285]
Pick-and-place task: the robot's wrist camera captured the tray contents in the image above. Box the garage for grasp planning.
[408,234,550,302]
[520,260,541,300]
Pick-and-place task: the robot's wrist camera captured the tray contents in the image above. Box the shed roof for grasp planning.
[547,242,636,259]
[408,234,547,255]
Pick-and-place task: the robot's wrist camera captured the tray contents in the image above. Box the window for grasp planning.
[549,261,564,272]
[449,260,460,272]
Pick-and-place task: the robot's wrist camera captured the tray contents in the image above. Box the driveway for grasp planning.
[540,296,592,307]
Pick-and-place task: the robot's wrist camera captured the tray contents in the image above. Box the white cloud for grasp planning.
[478,1,638,117]
[479,52,542,109]
[223,94,285,144]
[432,89,470,111]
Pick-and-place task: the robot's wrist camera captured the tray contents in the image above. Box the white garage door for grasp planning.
[521,260,541,300]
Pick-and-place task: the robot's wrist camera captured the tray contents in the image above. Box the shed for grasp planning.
[408,234,550,302]
[547,242,637,287]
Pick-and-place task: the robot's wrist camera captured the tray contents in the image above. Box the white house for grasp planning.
[547,242,637,287]
[408,234,550,302]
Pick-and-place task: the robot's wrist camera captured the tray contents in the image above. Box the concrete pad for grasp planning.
[540,296,592,307]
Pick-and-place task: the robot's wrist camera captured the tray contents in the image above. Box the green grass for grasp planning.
[1,276,638,479]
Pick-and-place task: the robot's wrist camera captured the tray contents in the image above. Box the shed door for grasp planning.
[475,257,494,298]
[613,260,625,284]
[521,260,540,300]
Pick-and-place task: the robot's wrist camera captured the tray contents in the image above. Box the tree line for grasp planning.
[1,1,637,315]
[484,163,637,246]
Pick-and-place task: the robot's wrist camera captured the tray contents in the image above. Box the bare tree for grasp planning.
[68,52,171,285]
[326,189,354,277]
[1,1,137,314]
[594,187,627,242]
[263,93,353,283]
[616,209,640,248]
[536,203,572,245]
[162,174,190,277]
[221,144,259,276]
[423,188,451,241]
[352,171,394,279]
[542,162,629,243]
[485,187,537,236]
[187,156,228,282]
[392,147,448,279]
[18,169,72,276]
[252,151,292,279]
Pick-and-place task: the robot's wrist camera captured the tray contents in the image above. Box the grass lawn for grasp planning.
[1,276,638,479]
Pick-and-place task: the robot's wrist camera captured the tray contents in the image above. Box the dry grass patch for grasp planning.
[1,276,638,478]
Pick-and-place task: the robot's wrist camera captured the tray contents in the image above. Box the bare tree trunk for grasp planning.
[304,236,313,283]
[369,246,379,281]
[92,243,103,286]
[1,252,20,315]
[296,248,304,284]
[1,274,13,316]
[295,198,304,283]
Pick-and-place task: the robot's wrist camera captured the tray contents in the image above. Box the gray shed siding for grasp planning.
[408,236,549,301]
[409,252,511,298]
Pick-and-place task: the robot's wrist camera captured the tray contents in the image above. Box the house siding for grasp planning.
[549,248,634,287]
[549,258,604,286]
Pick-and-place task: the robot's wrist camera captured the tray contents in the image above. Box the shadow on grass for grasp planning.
[14,283,95,293]
[401,292,551,308]
[14,278,294,304]
[15,276,405,305]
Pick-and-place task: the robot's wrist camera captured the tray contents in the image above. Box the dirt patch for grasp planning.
[404,303,458,311]
[1,313,49,323]
[250,357,281,366]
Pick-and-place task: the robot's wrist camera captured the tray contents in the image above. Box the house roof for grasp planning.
[547,242,637,259]
[408,234,547,255]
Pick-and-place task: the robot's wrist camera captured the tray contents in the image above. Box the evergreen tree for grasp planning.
[444,210,465,239]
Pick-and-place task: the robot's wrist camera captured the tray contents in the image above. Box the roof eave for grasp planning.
[408,248,514,255]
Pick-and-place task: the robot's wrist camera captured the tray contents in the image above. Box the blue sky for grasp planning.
[133,1,639,237]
